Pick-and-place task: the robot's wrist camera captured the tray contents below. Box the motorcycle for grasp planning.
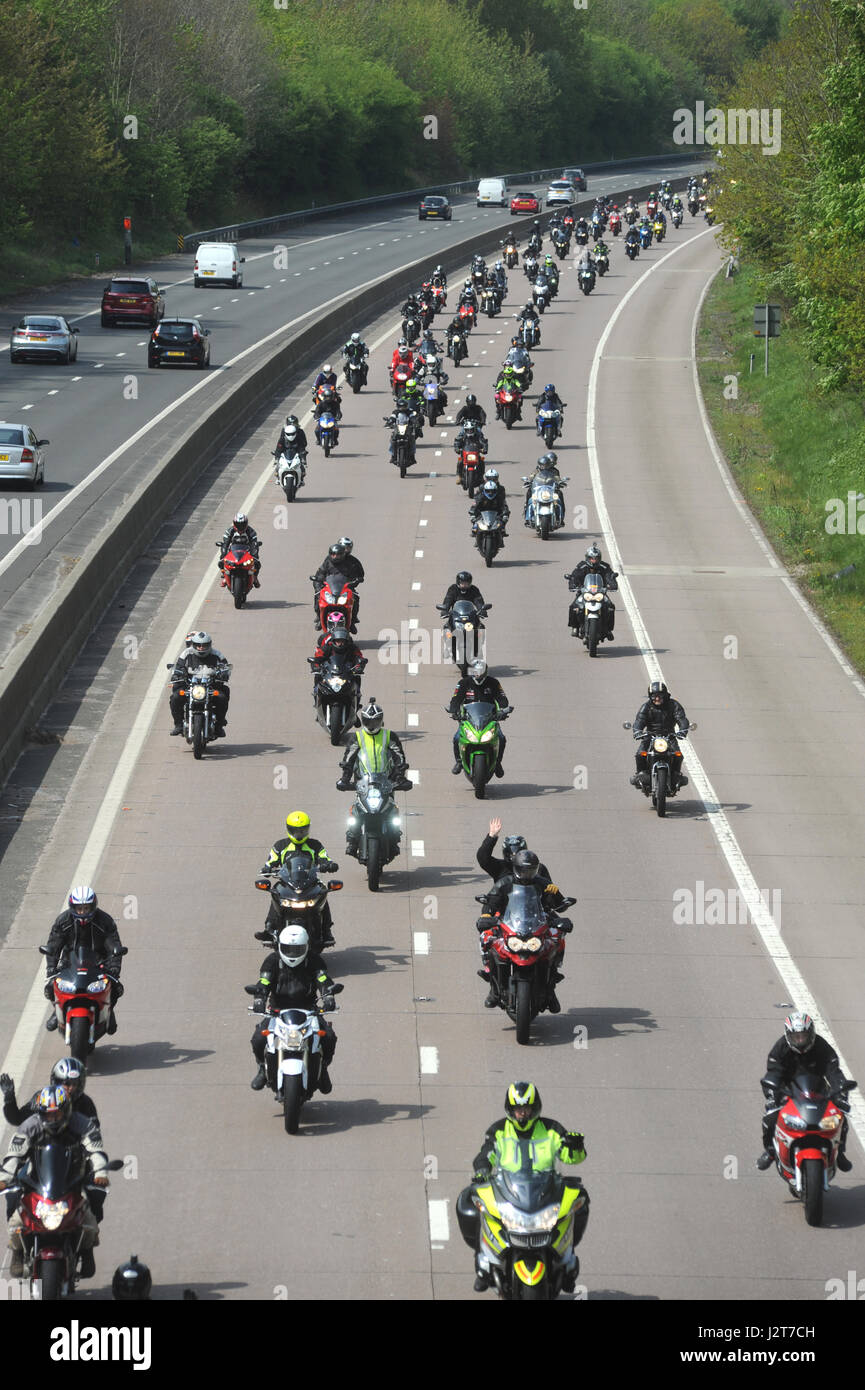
[569,573,614,656]
[536,405,562,448]
[638,225,653,249]
[578,266,596,296]
[520,317,540,349]
[453,700,511,797]
[624,206,638,226]
[574,227,589,246]
[391,363,412,397]
[40,943,128,1062]
[705,206,716,226]
[532,278,550,313]
[448,330,468,366]
[672,208,683,229]
[495,384,523,429]
[312,573,357,632]
[609,212,622,237]
[478,883,576,1043]
[591,220,604,244]
[418,347,445,382]
[480,286,499,318]
[217,535,256,608]
[764,1075,857,1226]
[688,197,699,217]
[661,188,673,209]
[623,720,697,817]
[473,507,506,568]
[5,1144,124,1300]
[470,1165,587,1300]
[422,378,448,427]
[625,237,640,261]
[552,231,570,259]
[346,772,404,891]
[402,314,421,345]
[458,302,477,329]
[388,410,418,476]
[502,239,519,269]
[458,443,485,497]
[168,661,231,759]
[436,597,489,674]
[253,853,342,951]
[272,448,306,503]
[594,250,609,277]
[245,986,343,1133]
[344,354,367,393]
[522,252,539,282]
[315,410,338,457]
[431,283,447,312]
[653,218,666,242]
[646,200,658,220]
[309,651,362,744]
[509,360,533,393]
[524,468,567,539]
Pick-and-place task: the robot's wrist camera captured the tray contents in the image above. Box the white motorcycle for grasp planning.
[272,448,306,503]
[247,985,343,1133]
[523,468,568,540]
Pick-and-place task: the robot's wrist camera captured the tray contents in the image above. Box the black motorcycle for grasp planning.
[623,721,697,817]
[385,410,418,478]
[308,651,362,745]
[437,597,490,674]
[254,852,342,951]
[346,772,405,891]
[473,506,506,568]
[167,661,231,759]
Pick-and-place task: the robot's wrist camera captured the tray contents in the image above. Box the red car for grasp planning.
[101,277,164,329]
[510,192,540,215]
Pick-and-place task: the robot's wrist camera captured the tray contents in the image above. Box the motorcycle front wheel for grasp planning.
[471,757,487,800]
[69,1015,90,1062]
[283,1073,303,1134]
[587,616,599,657]
[366,838,382,892]
[192,712,205,760]
[38,1260,64,1301]
[231,573,245,609]
[654,765,667,818]
[515,977,532,1045]
[802,1157,824,1226]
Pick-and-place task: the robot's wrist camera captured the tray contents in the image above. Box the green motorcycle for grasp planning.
[454,700,511,799]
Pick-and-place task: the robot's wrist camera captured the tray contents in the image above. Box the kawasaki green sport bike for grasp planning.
[455,700,511,798]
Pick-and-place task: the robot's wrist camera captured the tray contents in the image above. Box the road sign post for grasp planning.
[753,304,781,376]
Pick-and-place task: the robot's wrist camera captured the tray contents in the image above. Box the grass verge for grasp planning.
[697,259,865,675]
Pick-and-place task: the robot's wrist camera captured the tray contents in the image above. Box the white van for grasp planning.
[193,243,246,288]
[476,178,507,208]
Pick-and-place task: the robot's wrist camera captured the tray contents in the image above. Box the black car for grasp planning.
[563,167,587,192]
[148,318,211,369]
[419,196,452,222]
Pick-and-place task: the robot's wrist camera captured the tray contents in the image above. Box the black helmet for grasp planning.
[112,1255,153,1301]
[465,393,477,407]
[505,1081,542,1132]
[502,834,527,863]
[456,571,472,588]
[585,544,602,565]
[329,542,346,561]
[648,681,669,703]
[512,849,539,883]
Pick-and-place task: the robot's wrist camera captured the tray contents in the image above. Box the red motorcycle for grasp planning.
[646,198,658,219]
[478,886,575,1044]
[40,944,127,1062]
[312,573,357,632]
[459,445,486,497]
[219,536,256,609]
[390,363,412,398]
[431,284,447,312]
[609,211,622,236]
[7,1143,123,1300]
[767,1074,857,1225]
[494,385,523,430]
[458,302,476,329]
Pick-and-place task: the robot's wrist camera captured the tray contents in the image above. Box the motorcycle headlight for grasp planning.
[652,737,669,753]
[279,899,294,908]
[327,676,345,691]
[392,816,401,826]
[496,1201,560,1232]
[366,788,384,811]
[323,591,334,603]
[338,595,348,604]
[346,817,357,827]
[507,936,527,952]
[465,727,480,743]
[785,1115,808,1130]
[820,1114,842,1131]
[480,730,494,743]
[463,622,474,632]
[35,1199,69,1230]
[285,1029,304,1048]
[537,489,553,502]
[87,977,108,993]
[525,937,542,953]
[191,684,206,700]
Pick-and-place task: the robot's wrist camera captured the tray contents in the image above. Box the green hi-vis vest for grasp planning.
[492,1120,563,1173]
[356,729,390,775]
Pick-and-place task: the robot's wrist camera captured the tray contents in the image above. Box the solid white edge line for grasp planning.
[586,229,865,1149]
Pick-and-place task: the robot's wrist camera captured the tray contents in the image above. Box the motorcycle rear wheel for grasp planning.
[283,1073,304,1134]
[802,1157,824,1226]
[515,978,532,1045]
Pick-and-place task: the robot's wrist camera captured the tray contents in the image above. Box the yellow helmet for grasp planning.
[285,811,310,843]
[505,1081,541,1131]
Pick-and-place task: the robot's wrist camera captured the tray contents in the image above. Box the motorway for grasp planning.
[2,167,864,1304]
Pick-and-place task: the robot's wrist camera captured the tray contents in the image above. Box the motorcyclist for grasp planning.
[458,280,478,312]
[386,396,424,453]
[112,1254,152,1300]
[477,817,551,885]
[446,317,467,359]
[527,222,543,254]
[492,260,507,292]
[593,238,610,266]
[454,395,488,458]
[342,332,369,385]
[168,630,230,737]
[476,850,573,1010]
[630,682,690,790]
[311,623,367,706]
[455,1082,589,1293]
[313,384,341,445]
[337,698,411,791]
[519,299,540,331]
[1,1057,98,1131]
[217,511,261,587]
[247,927,339,1093]
[313,540,364,631]
[577,246,596,275]
[390,340,415,381]
[575,215,589,239]
[625,224,640,250]
[536,383,566,435]
[273,415,308,481]
[756,1013,855,1171]
[566,544,618,638]
[262,812,338,946]
[646,192,658,217]
[448,659,509,777]
[523,451,566,526]
[402,375,425,425]
[470,470,509,535]
[0,1086,109,1278]
[493,364,523,420]
[505,339,534,388]
[43,886,125,1034]
[671,193,683,213]
[440,570,487,616]
[401,293,421,322]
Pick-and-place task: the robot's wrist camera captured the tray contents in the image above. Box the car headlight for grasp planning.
[653,737,669,753]
[496,1201,559,1232]
[191,684,206,700]
[35,1200,69,1230]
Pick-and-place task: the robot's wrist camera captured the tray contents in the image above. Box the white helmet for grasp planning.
[350,332,361,343]
[483,467,499,482]
[278,925,309,969]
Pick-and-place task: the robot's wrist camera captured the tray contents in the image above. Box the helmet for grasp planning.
[329,542,346,561]
[35,1085,71,1136]
[397,339,408,351]
[537,454,551,469]
[524,302,533,313]
[585,544,602,565]
[360,698,384,734]
[112,1255,152,1301]
[285,414,298,427]
[326,611,345,634]
[68,885,97,922]
[648,681,669,703]
[233,512,248,530]
[469,659,488,681]
[483,468,498,481]
[50,1057,86,1101]
[464,279,472,288]
[505,1081,542,1132]
[545,451,558,468]
[544,383,555,395]
[322,363,332,374]
[465,393,476,407]
[277,925,309,969]
[329,624,350,646]
[482,481,497,498]
[502,834,526,863]
[284,811,310,844]
[338,536,353,554]
[191,631,212,657]
[784,1012,815,1054]
[350,332,360,343]
[512,849,539,883]
[406,378,417,391]
[285,424,298,438]
[456,571,472,588]
[495,260,503,270]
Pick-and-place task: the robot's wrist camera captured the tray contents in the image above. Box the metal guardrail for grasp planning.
[178,150,705,251]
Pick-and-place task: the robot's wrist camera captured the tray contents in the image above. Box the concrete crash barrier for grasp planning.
[0,174,689,789]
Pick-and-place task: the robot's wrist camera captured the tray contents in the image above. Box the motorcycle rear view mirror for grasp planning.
[688,722,698,732]
[253,878,271,892]
[622,721,632,730]
[107,1159,124,1172]
[327,880,344,891]
[38,945,48,955]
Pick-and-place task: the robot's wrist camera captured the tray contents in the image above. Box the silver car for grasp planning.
[0,423,48,487]
[546,180,577,207]
[10,315,79,364]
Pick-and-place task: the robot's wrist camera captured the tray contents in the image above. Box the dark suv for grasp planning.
[148,318,211,369]
[101,277,164,328]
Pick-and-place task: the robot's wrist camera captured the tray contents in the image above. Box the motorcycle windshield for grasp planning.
[501,884,545,938]
[322,652,354,678]
[279,854,320,897]
[478,510,500,527]
[450,600,480,626]
[357,773,394,812]
[582,576,605,596]
[462,700,496,733]
[65,945,103,981]
[228,541,250,560]
[493,1166,563,1206]
[789,1072,831,1122]
[24,1141,85,1199]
